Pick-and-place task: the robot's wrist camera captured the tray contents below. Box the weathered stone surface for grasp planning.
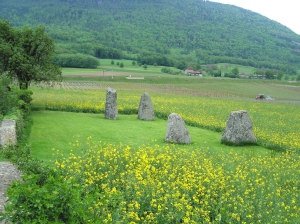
[0,119,17,148]
[221,110,257,144]
[164,113,191,144]
[105,87,118,119]
[138,92,155,121]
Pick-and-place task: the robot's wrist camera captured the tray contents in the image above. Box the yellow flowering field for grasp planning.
[27,81,300,223]
[31,86,300,151]
[54,139,300,223]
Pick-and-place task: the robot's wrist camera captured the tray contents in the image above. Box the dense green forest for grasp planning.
[1,0,300,73]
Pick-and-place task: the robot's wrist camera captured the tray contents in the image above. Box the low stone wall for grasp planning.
[0,119,17,148]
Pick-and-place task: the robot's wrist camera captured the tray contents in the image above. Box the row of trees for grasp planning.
[54,54,99,69]
[135,52,202,71]
[55,42,123,60]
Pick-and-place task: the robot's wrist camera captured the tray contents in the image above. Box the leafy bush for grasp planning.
[6,174,83,223]
[210,70,221,77]
[0,76,18,117]
[54,53,99,68]
[17,89,33,115]
[3,143,119,223]
[161,67,183,75]
[0,75,33,122]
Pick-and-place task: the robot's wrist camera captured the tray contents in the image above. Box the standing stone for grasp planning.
[164,113,191,144]
[138,92,155,121]
[0,119,17,148]
[105,87,118,119]
[221,110,257,145]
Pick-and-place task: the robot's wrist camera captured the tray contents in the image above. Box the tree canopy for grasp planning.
[0,20,61,89]
[1,0,300,73]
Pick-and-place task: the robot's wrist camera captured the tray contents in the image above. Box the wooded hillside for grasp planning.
[1,0,300,73]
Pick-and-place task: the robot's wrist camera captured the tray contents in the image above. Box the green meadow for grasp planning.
[27,64,300,158]
[28,111,268,166]
[62,59,262,78]
[1,64,300,223]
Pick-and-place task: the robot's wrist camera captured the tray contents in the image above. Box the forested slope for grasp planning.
[1,0,300,72]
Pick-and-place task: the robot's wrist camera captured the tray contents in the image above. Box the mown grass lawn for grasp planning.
[28,110,268,166]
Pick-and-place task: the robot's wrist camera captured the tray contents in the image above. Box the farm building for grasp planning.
[184,69,203,76]
[239,72,250,78]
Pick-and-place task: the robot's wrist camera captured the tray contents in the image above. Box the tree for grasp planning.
[276,71,284,80]
[265,70,275,79]
[143,64,147,69]
[284,75,290,81]
[111,60,114,65]
[120,62,124,68]
[212,70,221,77]
[231,67,239,78]
[0,20,16,73]
[0,20,61,89]
[132,61,136,66]
[176,61,187,70]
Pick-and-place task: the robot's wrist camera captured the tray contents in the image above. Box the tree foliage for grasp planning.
[0,20,61,89]
[53,53,99,68]
[1,1,300,73]
[0,75,33,119]
[0,76,17,116]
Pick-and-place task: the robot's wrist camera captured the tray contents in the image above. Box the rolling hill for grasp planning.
[1,0,300,73]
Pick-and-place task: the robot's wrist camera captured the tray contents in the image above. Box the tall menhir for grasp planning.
[105,87,118,120]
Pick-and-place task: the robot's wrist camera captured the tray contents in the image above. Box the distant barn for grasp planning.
[184,69,203,76]
[239,72,250,78]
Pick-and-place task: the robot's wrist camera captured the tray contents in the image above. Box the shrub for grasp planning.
[161,67,183,75]
[0,76,18,117]
[6,174,81,223]
[17,89,33,115]
[210,70,221,77]
[4,145,120,223]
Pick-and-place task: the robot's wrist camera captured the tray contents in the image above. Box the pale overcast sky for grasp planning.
[210,0,300,35]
